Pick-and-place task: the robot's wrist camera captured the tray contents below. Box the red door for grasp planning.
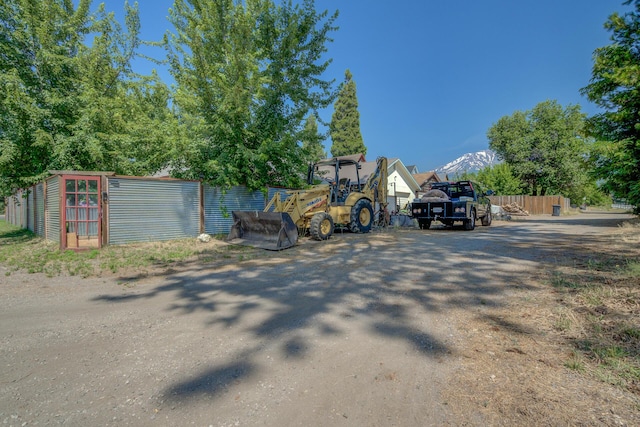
[63,176,101,249]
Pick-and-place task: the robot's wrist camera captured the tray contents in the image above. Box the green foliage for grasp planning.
[167,0,338,190]
[458,163,524,195]
[581,181,611,206]
[301,114,326,164]
[487,100,598,204]
[330,69,366,157]
[0,0,176,197]
[580,1,640,214]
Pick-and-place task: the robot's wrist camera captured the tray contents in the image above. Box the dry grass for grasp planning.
[442,217,640,426]
[0,221,258,278]
[548,219,640,393]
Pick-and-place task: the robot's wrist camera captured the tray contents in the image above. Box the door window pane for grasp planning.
[66,208,77,220]
[88,222,98,236]
[89,208,98,221]
[77,221,88,236]
[64,177,100,246]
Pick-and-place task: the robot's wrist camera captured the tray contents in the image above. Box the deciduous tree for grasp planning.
[459,163,524,196]
[0,0,175,196]
[166,0,338,190]
[487,100,596,204]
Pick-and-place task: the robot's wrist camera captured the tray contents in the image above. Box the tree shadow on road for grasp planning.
[92,213,634,405]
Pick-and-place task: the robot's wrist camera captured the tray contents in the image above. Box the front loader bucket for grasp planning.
[227,211,299,250]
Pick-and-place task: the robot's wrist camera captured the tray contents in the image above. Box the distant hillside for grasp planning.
[434,150,499,178]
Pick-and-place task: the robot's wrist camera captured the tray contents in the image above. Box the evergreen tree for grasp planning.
[581,0,640,213]
[166,0,338,190]
[301,115,326,163]
[330,69,366,157]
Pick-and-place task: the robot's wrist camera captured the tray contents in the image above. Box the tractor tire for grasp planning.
[464,209,476,230]
[310,212,334,240]
[349,199,374,233]
[481,209,492,226]
[418,219,431,230]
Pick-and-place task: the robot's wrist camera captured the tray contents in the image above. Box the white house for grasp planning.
[387,158,421,213]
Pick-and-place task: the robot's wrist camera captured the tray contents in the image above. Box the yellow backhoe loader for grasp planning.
[227,156,388,250]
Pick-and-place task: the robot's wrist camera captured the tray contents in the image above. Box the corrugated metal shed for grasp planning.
[203,185,265,235]
[5,173,304,248]
[107,177,201,245]
[46,176,60,245]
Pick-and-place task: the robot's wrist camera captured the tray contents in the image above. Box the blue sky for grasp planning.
[104,0,629,171]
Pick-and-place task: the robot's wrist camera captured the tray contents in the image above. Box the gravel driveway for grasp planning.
[1,213,637,426]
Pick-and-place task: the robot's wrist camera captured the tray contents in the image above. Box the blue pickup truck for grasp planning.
[409,180,492,230]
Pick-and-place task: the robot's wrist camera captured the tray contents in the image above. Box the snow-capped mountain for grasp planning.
[434,150,499,177]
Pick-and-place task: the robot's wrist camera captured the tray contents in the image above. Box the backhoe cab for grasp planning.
[227,157,388,250]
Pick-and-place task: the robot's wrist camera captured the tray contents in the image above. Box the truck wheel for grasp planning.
[418,219,431,229]
[481,209,492,226]
[310,212,334,240]
[350,199,373,233]
[464,209,476,230]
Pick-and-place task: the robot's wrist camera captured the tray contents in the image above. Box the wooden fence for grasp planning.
[488,195,571,215]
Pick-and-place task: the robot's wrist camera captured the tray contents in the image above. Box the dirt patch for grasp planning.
[1,213,639,426]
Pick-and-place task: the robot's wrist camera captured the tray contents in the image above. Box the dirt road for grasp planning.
[1,213,638,426]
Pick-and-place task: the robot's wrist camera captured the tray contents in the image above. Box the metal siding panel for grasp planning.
[27,189,34,232]
[13,194,19,225]
[266,187,292,206]
[108,178,200,245]
[35,183,45,237]
[6,193,16,226]
[6,194,17,226]
[203,185,265,235]
[19,190,29,228]
[46,177,60,244]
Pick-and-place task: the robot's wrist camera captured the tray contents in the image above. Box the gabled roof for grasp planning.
[388,158,421,192]
[413,171,441,186]
[405,165,419,174]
